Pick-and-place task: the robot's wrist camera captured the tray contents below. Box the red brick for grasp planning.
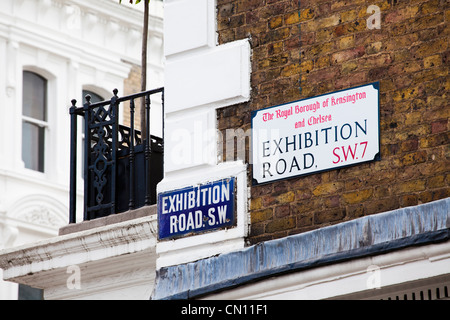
[236,0,264,13]
[216,0,450,245]
[331,46,365,64]
[431,119,448,133]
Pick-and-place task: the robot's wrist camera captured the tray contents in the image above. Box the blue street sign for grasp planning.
[158,178,236,240]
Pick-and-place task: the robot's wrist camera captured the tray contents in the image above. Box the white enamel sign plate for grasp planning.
[252,83,380,185]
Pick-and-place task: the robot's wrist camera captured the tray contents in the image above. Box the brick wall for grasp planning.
[216,0,449,244]
[122,63,142,128]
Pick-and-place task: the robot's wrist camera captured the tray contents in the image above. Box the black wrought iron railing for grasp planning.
[69,88,164,223]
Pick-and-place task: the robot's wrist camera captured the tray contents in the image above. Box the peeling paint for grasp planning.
[152,198,449,300]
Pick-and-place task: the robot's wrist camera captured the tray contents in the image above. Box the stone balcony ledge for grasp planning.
[59,205,157,235]
[0,205,157,300]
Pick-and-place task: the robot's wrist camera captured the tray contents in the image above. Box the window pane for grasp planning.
[23,71,47,121]
[82,90,104,104]
[22,122,45,172]
[18,284,43,300]
[81,90,104,135]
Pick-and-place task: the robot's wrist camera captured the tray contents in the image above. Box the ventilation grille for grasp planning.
[382,285,449,300]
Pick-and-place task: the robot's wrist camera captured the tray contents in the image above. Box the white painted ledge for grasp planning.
[165,39,251,114]
[151,198,450,299]
[0,214,158,300]
[202,240,450,300]
[164,0,216,56]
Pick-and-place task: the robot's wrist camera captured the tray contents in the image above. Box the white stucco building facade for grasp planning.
[0,0,163,300]
[0,0,448,303]
[157,0,251,269]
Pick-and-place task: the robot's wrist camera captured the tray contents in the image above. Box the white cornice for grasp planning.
[1,0,163,67]
[202,240,450,300]
[10,24,133,78]
[0,214,157,287]
[61,0,163,31]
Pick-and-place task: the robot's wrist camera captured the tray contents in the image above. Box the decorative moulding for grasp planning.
[0,214,158,297]
[7,195,67,229]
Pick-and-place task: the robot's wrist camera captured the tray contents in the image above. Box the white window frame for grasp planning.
[21,70,49,173]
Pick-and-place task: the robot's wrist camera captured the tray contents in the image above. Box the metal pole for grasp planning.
[129,98,136,210]
[145,94,152,205]
[69,99,78,224]
[83,95,91,221]
[110,89,119,215]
